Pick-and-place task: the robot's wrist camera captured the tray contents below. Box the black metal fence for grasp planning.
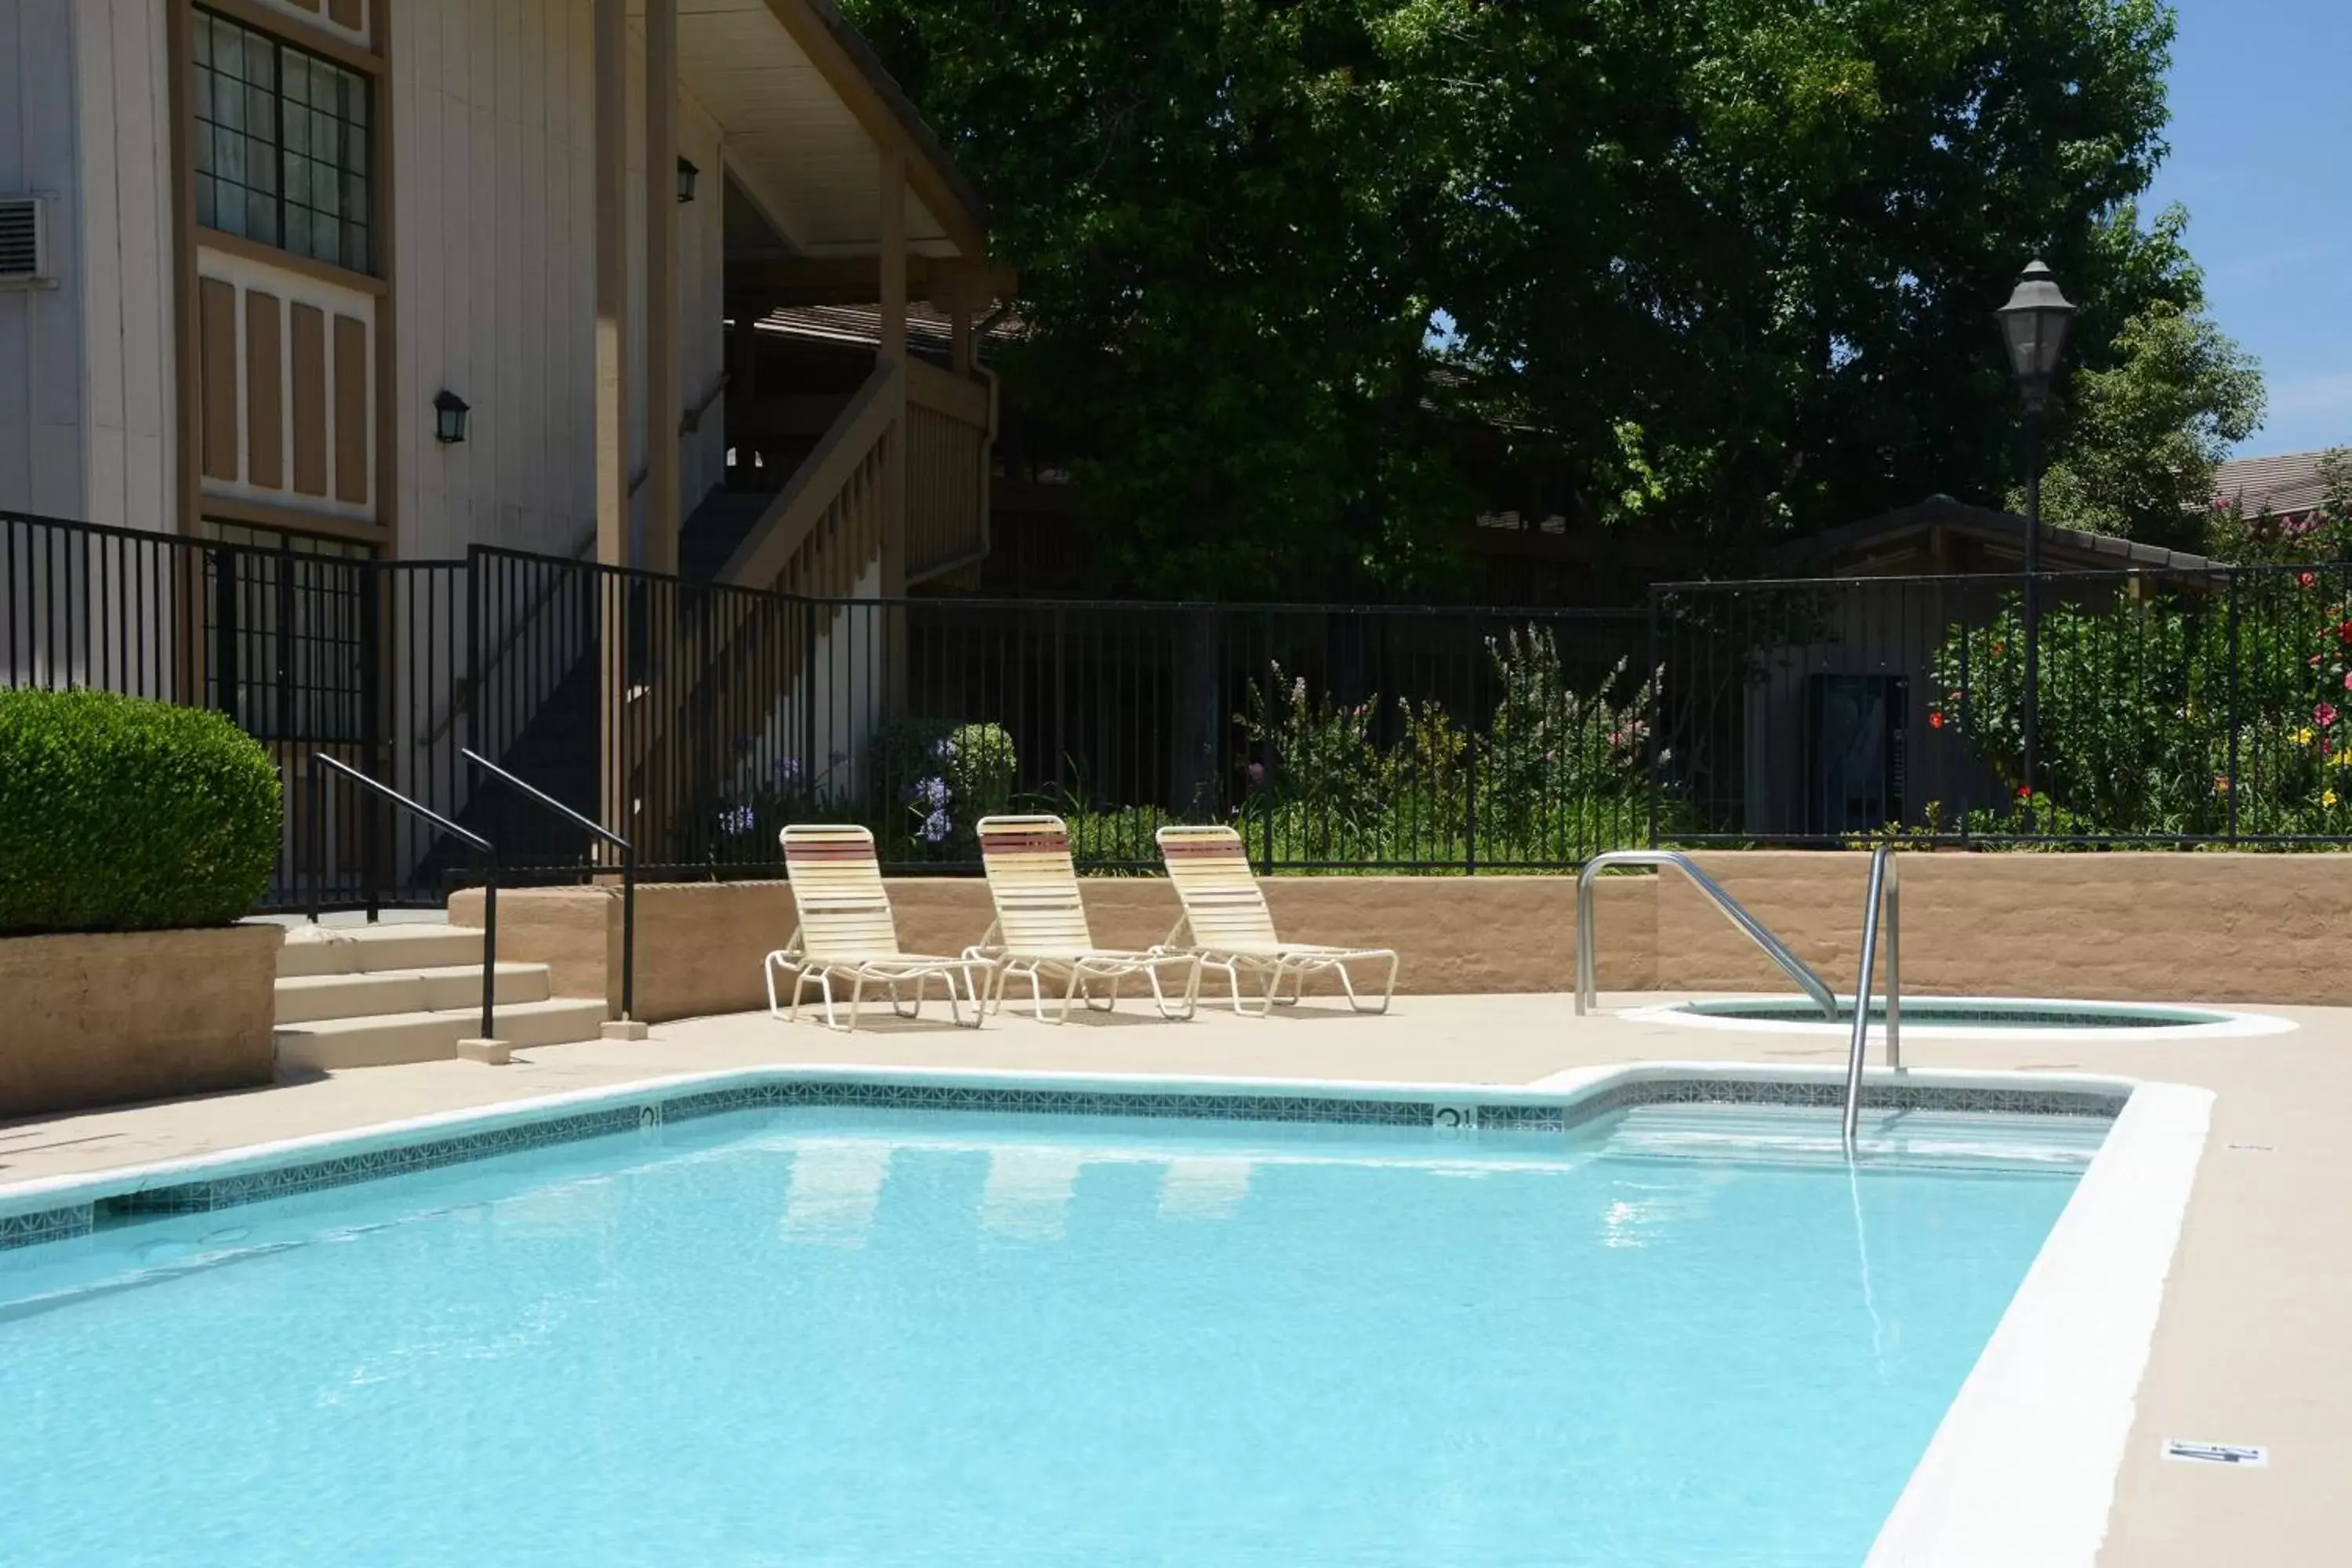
[13,506,2352,913]
[1653,563,2352,845]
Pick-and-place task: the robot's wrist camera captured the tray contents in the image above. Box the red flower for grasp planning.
[2318,701,2339,730]
[2338,619,2352,645]
[1927,709,1946,730]
[2015,785,2032,800]
[1990,641,2006,656]
[2300,572,2318,590]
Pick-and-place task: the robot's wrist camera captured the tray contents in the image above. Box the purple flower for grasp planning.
[771,756,804,788]
[717,803,757,836]
[827,748,849,766]
[917,808,953,844]
[1246,761,1267,786]
[916,775,953,810]
[931,735,958,761]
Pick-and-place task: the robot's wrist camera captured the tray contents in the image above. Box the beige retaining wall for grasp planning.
[0,924,283,1119]
[454,853,2347,1023]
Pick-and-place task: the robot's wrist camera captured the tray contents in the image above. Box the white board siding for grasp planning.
[72,0,176,532]
[394,0,725,564]
[0,0,89,521]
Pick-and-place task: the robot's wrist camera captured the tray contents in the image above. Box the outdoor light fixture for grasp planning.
[1996,258,2077,824]
[1997,258,2076,412]
[677,157,699,204]
[433,390,470,445]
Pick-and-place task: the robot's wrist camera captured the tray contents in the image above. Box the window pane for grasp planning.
[248,188,278,246]
[191,14,212,67]
[312,210,340,264]
[196,174,216,229]
[251,37,274,93]
[285,157,310,208]
[283,55,308,107]
[344,224,368,275]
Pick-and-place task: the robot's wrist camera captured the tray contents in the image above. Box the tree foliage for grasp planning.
[847,0,2251,595]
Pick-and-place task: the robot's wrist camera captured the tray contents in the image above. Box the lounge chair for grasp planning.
[968,815,1199,1022]
[766,824,992,1031]
[1153,824,1399,1015]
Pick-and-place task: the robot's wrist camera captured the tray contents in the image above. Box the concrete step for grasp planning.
[274,997,610,1072]
[273,962,552,1025]
[278,923,486,978]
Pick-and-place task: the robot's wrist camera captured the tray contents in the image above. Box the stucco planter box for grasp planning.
[0,924,284,1120]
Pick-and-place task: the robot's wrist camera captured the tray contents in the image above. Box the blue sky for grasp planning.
[2144,0,2352,456]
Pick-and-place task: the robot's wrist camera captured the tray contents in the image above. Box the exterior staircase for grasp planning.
[274,924,607,1070]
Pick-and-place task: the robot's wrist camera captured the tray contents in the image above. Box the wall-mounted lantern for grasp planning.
[433,390,470,445]
[677,157,700,204]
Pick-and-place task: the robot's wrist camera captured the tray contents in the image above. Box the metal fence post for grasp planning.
[361,558,383,920]
[2226,569,2241,843]
[1646,586,1661,850]
[1259,609,1276,875]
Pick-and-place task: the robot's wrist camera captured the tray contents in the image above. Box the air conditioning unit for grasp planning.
[0,196,54,288]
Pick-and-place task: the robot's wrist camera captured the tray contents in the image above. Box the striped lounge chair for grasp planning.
[765,824,992,1031]
[1153,825,1398,1016]
[968,815,1199,1022]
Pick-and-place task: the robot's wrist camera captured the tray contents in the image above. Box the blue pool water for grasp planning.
[0,1102,2089,1566]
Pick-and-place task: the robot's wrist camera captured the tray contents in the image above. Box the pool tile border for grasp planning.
[0,1071,2126,1251]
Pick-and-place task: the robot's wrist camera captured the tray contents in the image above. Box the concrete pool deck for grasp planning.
[2,989,2344,1567]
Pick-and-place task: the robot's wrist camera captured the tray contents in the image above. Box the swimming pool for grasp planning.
[0,1081,2115,1566]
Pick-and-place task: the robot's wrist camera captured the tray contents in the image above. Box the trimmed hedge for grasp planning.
[0,689,282,935]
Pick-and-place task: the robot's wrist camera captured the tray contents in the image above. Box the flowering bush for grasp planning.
[874,717,1018,857]
[1234,628,1668,864]
[1929,573,2352,836]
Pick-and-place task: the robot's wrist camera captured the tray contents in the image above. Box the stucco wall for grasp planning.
[457,873,1650,1024]
[1665,851,2352,1005]
[454,853,2352,1025]
[0,924,281,1118]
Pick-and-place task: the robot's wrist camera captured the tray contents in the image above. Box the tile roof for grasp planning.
[2211,448,2339,519]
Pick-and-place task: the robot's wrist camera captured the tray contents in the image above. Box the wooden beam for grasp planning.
[644,0,681,574]
[593,0,628,570]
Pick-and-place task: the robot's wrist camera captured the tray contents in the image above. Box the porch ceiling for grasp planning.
[644,0,985,263]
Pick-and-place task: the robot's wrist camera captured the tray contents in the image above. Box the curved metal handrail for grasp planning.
[1574,851,1838,1018]
[1841,843,1903,1151]
[463,748,636,1025]
[310,753,499,1044]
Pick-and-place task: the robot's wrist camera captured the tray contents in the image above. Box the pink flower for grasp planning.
[1245,761,1266,786]
[2318,702,2339,730]
[2343,670,2351,692]
[2300,572,2318,590]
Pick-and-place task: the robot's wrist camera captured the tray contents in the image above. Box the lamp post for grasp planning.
[1996,259,2075,823]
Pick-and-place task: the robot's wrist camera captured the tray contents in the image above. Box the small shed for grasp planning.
[1730,499,2220,837]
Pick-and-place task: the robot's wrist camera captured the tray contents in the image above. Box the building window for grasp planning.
[197,519,376,742]
[193,8,372,274]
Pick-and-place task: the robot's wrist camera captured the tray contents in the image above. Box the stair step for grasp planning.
[274,962,553,1024]
[274,997,610,1072]
[278,924,486,978]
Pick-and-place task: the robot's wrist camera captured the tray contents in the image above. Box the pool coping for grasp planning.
[0,1058,2199,1568]
[1621,994,2296,1043]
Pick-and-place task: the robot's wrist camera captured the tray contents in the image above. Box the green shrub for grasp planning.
[873,717,1018,855]
[0,689,282,934]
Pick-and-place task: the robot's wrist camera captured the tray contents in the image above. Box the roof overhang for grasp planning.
[659,0,989,264]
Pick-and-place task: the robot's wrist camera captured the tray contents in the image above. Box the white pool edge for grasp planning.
[1864,1078,2212,1568]
[1620,994,2293,1042]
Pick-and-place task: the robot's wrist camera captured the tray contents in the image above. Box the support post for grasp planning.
[2021,406,2042,829]
[593,0,630,844]
[644,0,681,575]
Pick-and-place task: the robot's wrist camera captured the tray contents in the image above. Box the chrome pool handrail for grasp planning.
[1841,843,1903,1152]
[1574,851,1838,1018]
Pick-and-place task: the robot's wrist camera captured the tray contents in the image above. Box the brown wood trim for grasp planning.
[199,0,385,75]
[332,313,368,503]
[198,492,390,545]
[245,291,284,489]
[195,228,387,296]
[290,303,328,495]
[168,2,202,544]
[198,277,241,480]
[372,0,397,558]
[327,0,362,32]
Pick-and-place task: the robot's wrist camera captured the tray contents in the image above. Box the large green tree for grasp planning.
[847,0,2251,595]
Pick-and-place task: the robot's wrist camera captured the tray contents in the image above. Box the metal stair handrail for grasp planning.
[1574,851,1838,1018]
[310,753,498,1044]
[462,748,637,1025]
[1841,843,1903,1152]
